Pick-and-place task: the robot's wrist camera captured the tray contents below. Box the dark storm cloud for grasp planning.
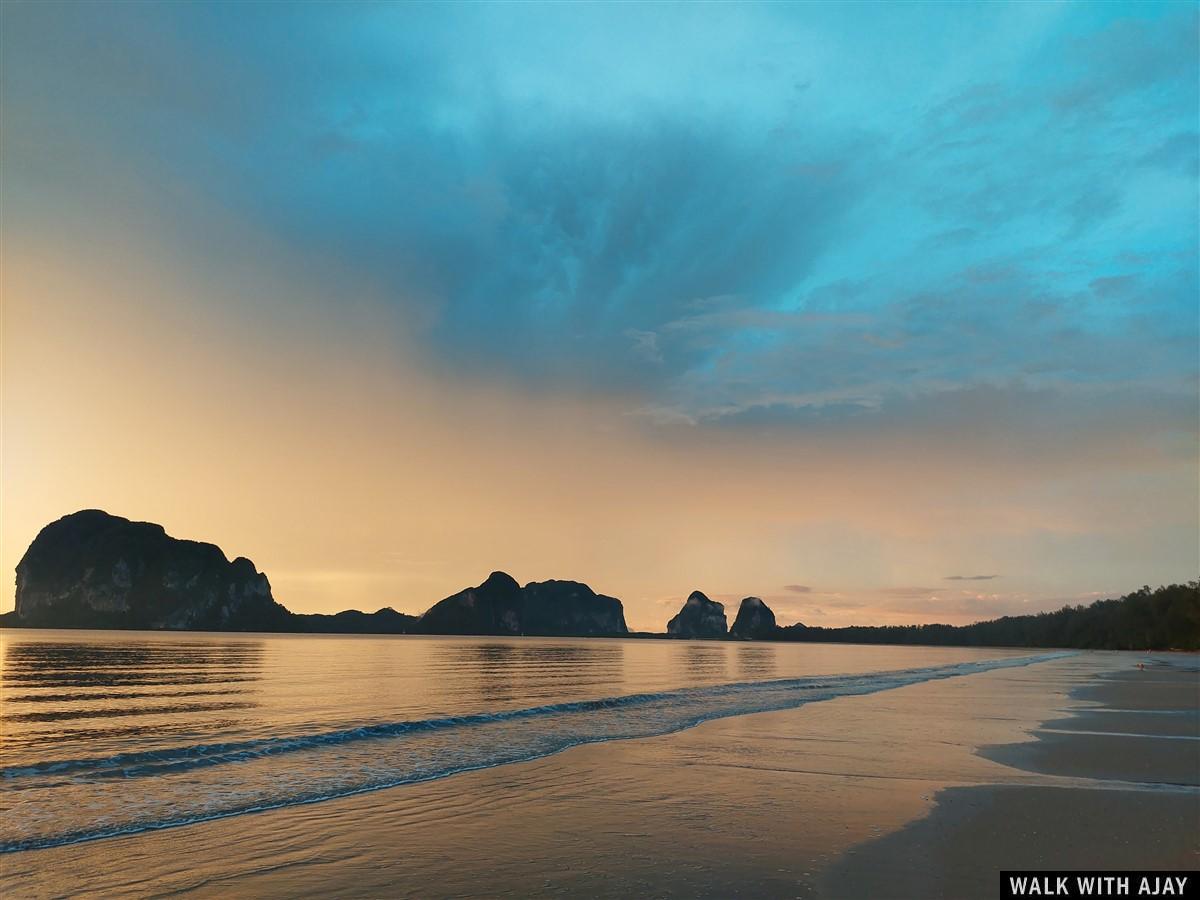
[2,1,1196,432]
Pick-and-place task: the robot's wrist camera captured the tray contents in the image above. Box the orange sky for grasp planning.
[3,223,1195,631]
[2,3,1196,632]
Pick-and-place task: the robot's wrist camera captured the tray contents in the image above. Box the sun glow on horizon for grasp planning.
[2,2,1196,631]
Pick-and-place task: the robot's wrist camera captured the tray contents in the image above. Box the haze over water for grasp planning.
[0,630,1066,854]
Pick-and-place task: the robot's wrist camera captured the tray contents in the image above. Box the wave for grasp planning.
[0,651,1072,853]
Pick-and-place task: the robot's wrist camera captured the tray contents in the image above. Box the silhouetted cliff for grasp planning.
[730,596,777,640]
[415,571,525,634]
[7,511,1193,648]
[293,607,419,634]
[666,591,728,638]
[14,510,291,631]
[521,579,628,635]
[413,573,628,636]
[5,511,632,637]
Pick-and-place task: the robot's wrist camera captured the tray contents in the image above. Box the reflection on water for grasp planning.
[1,639,263,758]
[8,687,252,703]
[431,641,625,705]
[4,641,263,677]
[0,629,1041,854]
[679,643,728,680]
[737,645,777,679]
[671,643,780,681]
[7,701,257,723]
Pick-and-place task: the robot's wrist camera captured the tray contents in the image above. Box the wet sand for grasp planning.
[2,652,1196,898]
[978,670,1200,785]
[826,661,1200,899]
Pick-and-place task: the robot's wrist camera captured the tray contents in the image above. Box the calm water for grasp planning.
[0,630,1064,853]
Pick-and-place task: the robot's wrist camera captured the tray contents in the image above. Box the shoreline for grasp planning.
[0,649,1069,856]
[6,578,1197,652]
[7,651,1189,897]
[6,623,1198,655]
[822,659,1200,898]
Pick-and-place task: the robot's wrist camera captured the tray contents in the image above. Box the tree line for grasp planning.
[775,582,1200,651]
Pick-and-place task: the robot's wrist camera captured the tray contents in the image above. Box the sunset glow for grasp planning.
[2,2,1196,631]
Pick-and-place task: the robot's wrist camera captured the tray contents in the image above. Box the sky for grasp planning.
[1,1,1197,631]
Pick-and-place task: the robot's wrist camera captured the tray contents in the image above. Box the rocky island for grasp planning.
[10,510,1189,649]
[2,510,630,637]
[11,509,293,631]
[413,571,628,636]
[730,596,778,640]
[665,590,729,638]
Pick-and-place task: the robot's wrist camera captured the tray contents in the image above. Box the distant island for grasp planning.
[1,510,1196,650]
[3,510,626,637]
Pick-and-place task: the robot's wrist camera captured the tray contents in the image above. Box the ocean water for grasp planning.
[0,630,1068,854]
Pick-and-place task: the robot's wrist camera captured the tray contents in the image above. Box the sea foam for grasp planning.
[1,651,1073,853]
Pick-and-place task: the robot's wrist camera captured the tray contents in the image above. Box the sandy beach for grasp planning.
[828,659,1200,899]
[4,1,1197,896]
[3,649,1194,899]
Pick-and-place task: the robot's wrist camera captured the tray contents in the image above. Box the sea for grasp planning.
[0,629,1068,855]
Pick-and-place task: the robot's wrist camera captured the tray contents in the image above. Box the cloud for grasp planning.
[757,583,1140,629]
[783,584,811,593]
[877,587,941,598]
[1051,10,1198,116]
[4,3,1194,434]
[944,574,1000,581]
[624,330,663,365]
[2,2,1196,626]
[1140,131,1200,176]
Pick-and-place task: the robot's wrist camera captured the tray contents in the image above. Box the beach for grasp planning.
[4,1,1198,896]
[3,646,1194,898]
[828,659,1200,899]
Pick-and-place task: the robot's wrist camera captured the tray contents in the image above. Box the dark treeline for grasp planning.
[776,582,1200,651]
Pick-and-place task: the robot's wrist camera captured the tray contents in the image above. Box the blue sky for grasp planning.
[2,2,1197,625]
